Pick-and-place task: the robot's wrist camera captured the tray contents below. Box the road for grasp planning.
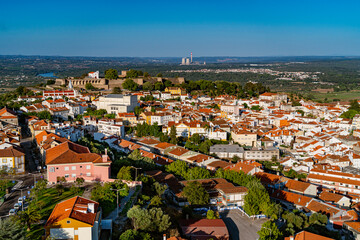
[220,210,267,240]
[0,174,36,216]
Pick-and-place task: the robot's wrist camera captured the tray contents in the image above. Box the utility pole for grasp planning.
[110,188,125,217]
[131,167,142,180]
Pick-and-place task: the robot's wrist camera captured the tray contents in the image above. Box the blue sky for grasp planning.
[1,0,360,57]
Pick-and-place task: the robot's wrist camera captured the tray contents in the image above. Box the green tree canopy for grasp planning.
[0,217,26,239]
[169,125,177,144]
[85,83,96,90]
[142,81,154,91]
[105,69,118,79]
[112,87,122,94]
[122,79,139,91]
[257,220,282,240]
[117,166,133,180]
[183,181,209,205]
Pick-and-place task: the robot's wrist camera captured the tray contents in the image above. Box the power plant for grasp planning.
[181,52,205,65]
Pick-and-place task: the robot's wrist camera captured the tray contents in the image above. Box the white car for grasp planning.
[14,203,20,210]
[18,197,25,204]
[9,209,16,215]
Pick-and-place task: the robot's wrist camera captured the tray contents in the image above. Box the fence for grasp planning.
[218,206,267,219]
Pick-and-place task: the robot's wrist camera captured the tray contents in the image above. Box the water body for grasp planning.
[38,72,58,78]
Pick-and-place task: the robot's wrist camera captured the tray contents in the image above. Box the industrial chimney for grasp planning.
[191,52,193,63]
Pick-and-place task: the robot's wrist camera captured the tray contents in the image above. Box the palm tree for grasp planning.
[17,207,41,231]
[0,217,26,239]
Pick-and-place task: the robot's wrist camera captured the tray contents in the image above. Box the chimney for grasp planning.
[102,149,108,163]
[163,234,167,240]
[88,203,95,213]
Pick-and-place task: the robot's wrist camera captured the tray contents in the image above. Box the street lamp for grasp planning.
[130,167,142,180]
[262,226,272,239]
[28,172,42,186]
[110,188,126,217]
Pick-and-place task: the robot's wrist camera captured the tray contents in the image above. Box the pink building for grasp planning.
[45,141,111,184]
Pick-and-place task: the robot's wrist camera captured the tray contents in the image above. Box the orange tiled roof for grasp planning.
[45,196,99,227]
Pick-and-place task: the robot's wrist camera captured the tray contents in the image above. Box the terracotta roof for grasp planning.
[154,142,175,150]
[179,219,229,239]
[0,146,25,158]
[284,231,334,240]
[46,141,105,165]
[319,191,346,203]
[45,196,99,227]
[168,147,189,156]
[285,179,312,193]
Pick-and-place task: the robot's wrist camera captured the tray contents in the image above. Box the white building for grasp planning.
[88,71,100,79]
[94,94,139,114]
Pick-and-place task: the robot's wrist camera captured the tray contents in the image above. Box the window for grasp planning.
[80,166,82,168]
[74,230,78,235]
[56,167,59,170]
[2,159,6,163]
[66,220,71,224]
[49,167,55,172]
[86,165,91,169]
[86,173,91,176]
[71,166,76,170]
[65,174,69,178]
[64,167,69,171]
[72,174,76,178]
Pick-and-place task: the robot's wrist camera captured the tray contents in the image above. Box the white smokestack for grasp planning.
[191,52,193,63]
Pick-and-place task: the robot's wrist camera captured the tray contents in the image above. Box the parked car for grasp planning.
[18,196,25,204]
[9,209,16,215]
[14,203,20,210]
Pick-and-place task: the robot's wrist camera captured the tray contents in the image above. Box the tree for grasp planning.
[154,82,164,91]
[126,69,141,78]
[144,72,150,78]
[183,181,209,205]
[112,87,122,94]
[143,81,154,91]
[349,99,360,112]
[75,177,84,188]
[127,205,152,231]
[169,125,177,144]
[153,182,167,196]
[117,166,133,180]
[186,167,211,180]
[189,133,201,144]
[0,217,26,239]
[37,111,52,120]
[148,207,171,232]
[17,206,41,231]
[206,210,219,219]
[85,83,95,90]
[134,106,143,116]
[55,184,64,196]
[258,220,282,240]
[165,160,188,177]
[122,79,138,91]
[340,109,358,119]
[149,195,162,207]
[244,180,271,216]
[156,73,163,77]
[105,69,118,79]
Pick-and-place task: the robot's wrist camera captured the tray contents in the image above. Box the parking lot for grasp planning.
[220,209,267,240]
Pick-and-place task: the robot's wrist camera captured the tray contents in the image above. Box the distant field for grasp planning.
[310,90,360,102]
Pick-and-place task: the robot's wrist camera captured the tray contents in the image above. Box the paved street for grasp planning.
[0,174,36,216]
[220,210,267,240]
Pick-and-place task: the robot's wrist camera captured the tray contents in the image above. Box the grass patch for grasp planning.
[27,187,84,240]
[310,90,360,102]
[38,187,84,220]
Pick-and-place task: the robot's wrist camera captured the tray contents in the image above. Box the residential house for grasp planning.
[209,144,244,159]
[231,129,257,147]
[0,146,25,173]
[46,141,111,184]
[45,196,102,240]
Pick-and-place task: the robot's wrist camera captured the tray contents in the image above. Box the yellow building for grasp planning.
[0,146,25,174]
[45,196,102,240]
[164,87,186,95]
